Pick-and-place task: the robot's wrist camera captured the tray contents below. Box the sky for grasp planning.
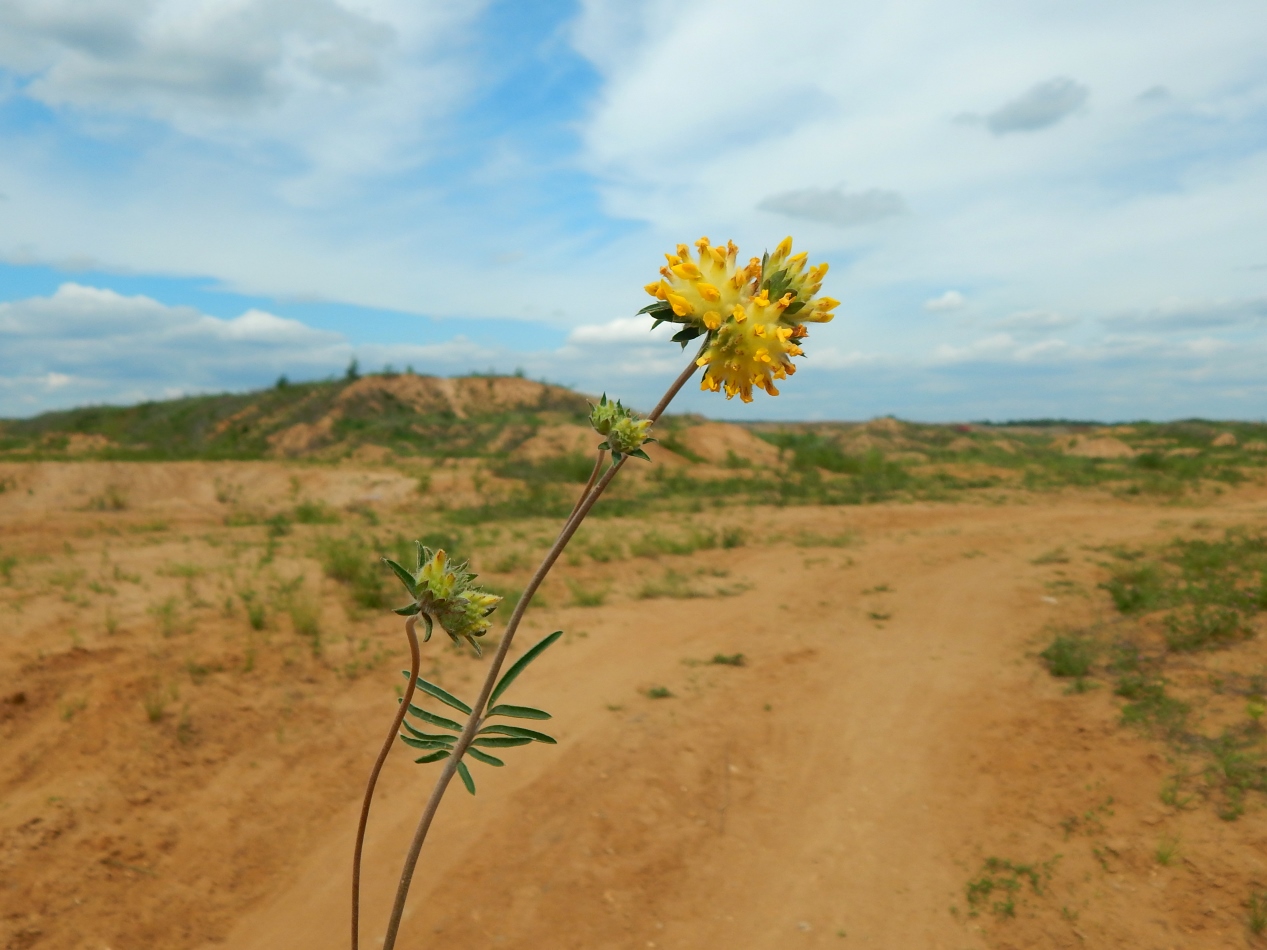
[1,0,1265,422]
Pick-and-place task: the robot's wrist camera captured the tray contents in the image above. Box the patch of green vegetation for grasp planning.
[964,857,1057,919]
[710,652,746,666]
[314,534,386,610]
[1040,635,1096,678]
[645,685,673,699]
[636,569,703,600]
[566,580,608,607]
[495,453,596,484]
[293,500,339,524]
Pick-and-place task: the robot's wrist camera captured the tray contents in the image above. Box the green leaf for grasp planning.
[671,325,704,345]
[404,703,463,731]
[393,602,422,616]
[486,704,552,720]
[478,724,556,744]
[465,747,505,767]
[400,735,452,750]
[627,448,651,462]
[637,300,672,316]
[489,630,563,707]
[414,749,451,764]
[456,760,476,795]
[784,300,805,316]
[401,721,457,743]
[414,541,429,572]
[473,736,533,748]
[401,671,473,714]
[381,558,418,596]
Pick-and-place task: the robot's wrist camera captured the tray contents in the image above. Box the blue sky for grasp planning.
[1,0,1266,421]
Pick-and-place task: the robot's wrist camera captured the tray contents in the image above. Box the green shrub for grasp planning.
[1039,635,1095,678]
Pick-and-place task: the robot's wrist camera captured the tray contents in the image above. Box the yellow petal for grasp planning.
[696,281,720,302]
[666,293,694,317]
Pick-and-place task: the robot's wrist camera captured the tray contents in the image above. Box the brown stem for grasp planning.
[352,614,423,950]
[378,348,704,949]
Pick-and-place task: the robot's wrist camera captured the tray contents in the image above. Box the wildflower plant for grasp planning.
[352,236,833,950]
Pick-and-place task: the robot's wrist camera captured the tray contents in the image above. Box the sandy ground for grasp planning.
[4,462,1267,949]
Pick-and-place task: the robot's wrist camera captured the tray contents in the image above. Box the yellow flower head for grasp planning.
[385,546,503,655]
[642,237,760,332]
[643,236,835,401]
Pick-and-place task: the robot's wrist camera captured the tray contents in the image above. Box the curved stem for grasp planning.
[352,614,424,950]
[379,349,704,949]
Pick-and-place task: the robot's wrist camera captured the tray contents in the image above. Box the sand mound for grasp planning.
[1212,432,1238,447]
[676,423,781,467]
[337,375,580,419]
[512,425,600,461]
[1060,436,1136,459]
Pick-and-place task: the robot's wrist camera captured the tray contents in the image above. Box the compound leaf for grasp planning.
[404,704,463,731]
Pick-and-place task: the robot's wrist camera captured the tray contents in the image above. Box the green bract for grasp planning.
[589,393,655,462]
[383,543,503,655]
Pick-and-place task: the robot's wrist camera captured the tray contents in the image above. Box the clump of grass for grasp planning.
[315,534,386,609]
[1164,605,1249,652]
[142,685,171,722]
[1155,834,1179,866]
[0,553,17,584]
[1031,547,1070,565]
[1039,635,1096,678]
[88,485,128,511]
[567,580,608,607]
[240,590,267,630]
[710,652,745,666]
[630,528,716,558]
[582,537,624,563]
[290,602,322,656]
[645,685,673,699]
[294,500,339,525]
[720,527,746,549]
[149,597,185,637]
[1249,890,1267,936]
[637,569,702,600]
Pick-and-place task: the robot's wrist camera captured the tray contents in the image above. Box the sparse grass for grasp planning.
[290,602,322,656]
[710,652,746,666]
[240,590,267,630]
[645,685,673,699]
[964,857,1056,919]
[794,530,858,548]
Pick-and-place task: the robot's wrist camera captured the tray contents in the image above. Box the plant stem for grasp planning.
[377,348,703,949]
[351,614,423,950]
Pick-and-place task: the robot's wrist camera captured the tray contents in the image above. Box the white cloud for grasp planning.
[566,315,676,345]
[0,0,486,192]
[923,290,966,312]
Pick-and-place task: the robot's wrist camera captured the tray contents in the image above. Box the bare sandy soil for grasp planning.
[4,461,1267,949]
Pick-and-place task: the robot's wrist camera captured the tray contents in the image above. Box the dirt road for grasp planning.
[4,463,1266,949]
